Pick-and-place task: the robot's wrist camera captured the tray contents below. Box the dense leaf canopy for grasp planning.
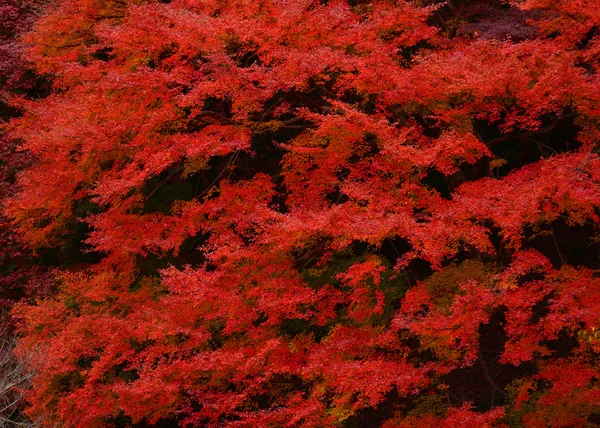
[3,0,600,426]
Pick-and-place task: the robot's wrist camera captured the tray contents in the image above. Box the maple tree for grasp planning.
[3,0,600,426]
[0,0,51,304]
[0,1,51,425]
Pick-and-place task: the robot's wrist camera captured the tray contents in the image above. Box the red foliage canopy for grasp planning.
[5,0,600,426]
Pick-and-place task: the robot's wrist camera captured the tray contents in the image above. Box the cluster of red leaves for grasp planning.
[0,0,52,309]
[5,0,600,426]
